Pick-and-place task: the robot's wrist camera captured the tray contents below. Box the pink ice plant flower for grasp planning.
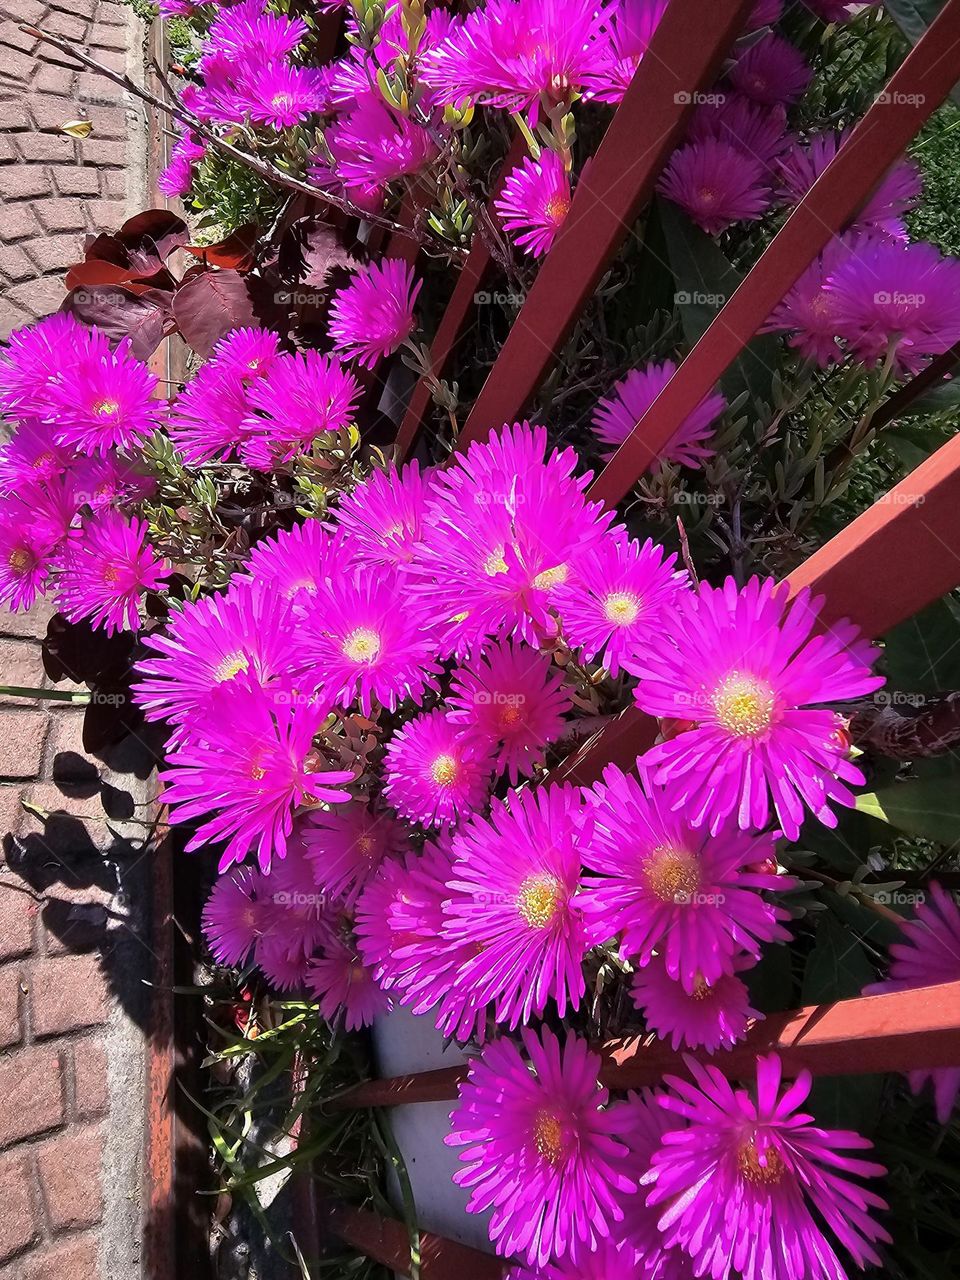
[628,576,884,839]
[863,883,960,1122]
[658,138,772,235]
[592,359,726,469]
[0,494,65,613]
[243,350,362,466]
[777,132,922,241]
[825,237,960,374]
[302,802,407,908]
[307,936,391,1029]
[328,259,421,369]
[326,96,438,188]
[245,520,339,612]
[645,1054,890,1280]
[384,709,494,829]
[552,534,689,676]
[409,422,617,654]
[728,32,812,106]
[56,510,168,635]
[446,1026,636,1268]
[421,0,613,121]
[0,419,71,492]
[160,679,354,872]
[0,313,94,419]
[630,953,761,1052]
[133,576,301,729]
[762,236,854,367]
[295,567,442,715]
[494,149,572,258]
[444,785,592,1027]
[446,639,573,783]
[236,62,328,129]
[582,763,791,990]
[686,96,789,169]
[202,865,272,967]
[336,461,432,572]
[158,129,206,199]
[48,333,162,455]
[584,0,670,104]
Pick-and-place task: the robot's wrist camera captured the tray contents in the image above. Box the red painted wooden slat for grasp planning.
[395,134,527,460]
[589,0,960,508]
[456,0,757,448]
[786,431,960,633]
[333,981,960,1108]
[328,1204,505,1279]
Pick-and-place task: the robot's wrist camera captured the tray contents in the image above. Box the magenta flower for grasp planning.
[747,0,784,25]
[134,577,300,728]
[296,568,441,715]
[447,640,572,782]
[582,763,790,990]
[864,883,960,1122]
[245,520,339,612]
[160,680,354,872]
[762,237,853,367]
[584,0,669,104]
[658,138,772,235]
[204,1,307,63]
[71,454,155,511]
[362,840,489,1040]
[0,418,71,492]
[0,495,62,612]
[507,1240,653,1280]
[384,709,494,829]
[495,150,572,258]
[0,313,94,419]
[552,535,688,676]
[48,334,161,455]
[617,1090,695,1279]
[778,132,921,241]
[592,360,726,469]
[56,510,167,635]
[686,96,789,168]
[445,1026,635,1268]
[302,803,406,908]
[645,1054,890,1280]
[629,576,883,839]
[329,259,421,369]
[825,238,960,374]
[326,96,438,188]
[336,461,432,572]
[728,33,812,105]
[244,351,362,465]
[422,0,612,120]
[158,129,206,199]
[202,865,270,967]
[631,953,760,1052]
[236,62,327,129]
[410,423,616,654]
[444,786,591,1027]
[307,937,391,1029]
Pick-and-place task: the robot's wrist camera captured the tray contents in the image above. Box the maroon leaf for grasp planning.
[278,215,357,289]
[65,260,177,295]
[184,224,260,272]
[80,232,131,268]
[119,209,189,261]
[62,285,171,359]
[173,269,270,357]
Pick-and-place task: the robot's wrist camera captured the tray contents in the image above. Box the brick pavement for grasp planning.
[1,4,156,1276]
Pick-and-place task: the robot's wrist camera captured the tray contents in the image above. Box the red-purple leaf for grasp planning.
[172,269,268,357]
[184,224,260,272]
[278,215,357,289]
[61,285,171,359]
[119,209,189,261]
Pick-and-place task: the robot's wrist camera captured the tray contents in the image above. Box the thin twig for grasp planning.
[22,25,429,247]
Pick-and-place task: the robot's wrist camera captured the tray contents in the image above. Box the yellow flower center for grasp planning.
[356,833,377,858]
[809,292,834,321]
[737,1138,785,1186]
[483,548,508,576]
[343,627,382,663]
[533,563,568,591]
[249,759,266,781]
[517,873,563,929]
[712,671,776,738]
[94,398,119,418]
[691,973,711,1000]
[698,187,718,206]
[8,547,31,573]
[545,193,571,225]
[533,1109,565,1165]
[430,753,458,786]
[32,451,55,471]
[603,591,640,625]
[498,703,523,730]
[645,845,701,904]
[215,652,249,682]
